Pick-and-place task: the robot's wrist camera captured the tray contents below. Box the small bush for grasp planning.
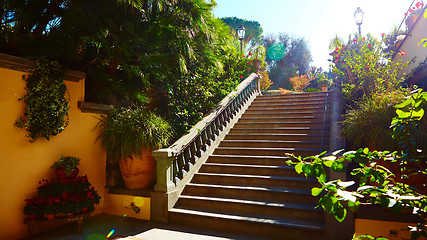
[342,89,410,149]
[289,75,313,92]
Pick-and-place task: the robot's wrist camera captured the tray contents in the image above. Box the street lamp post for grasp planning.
[354,7,364,36]
[237,25,245,54]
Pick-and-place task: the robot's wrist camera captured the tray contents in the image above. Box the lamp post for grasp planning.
[237,25,245,54]
[354,7,364,36]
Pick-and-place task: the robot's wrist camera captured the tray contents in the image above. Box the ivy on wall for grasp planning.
[15,58,69,142]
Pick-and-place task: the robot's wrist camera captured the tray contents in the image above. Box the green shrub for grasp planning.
[342,89,410,150]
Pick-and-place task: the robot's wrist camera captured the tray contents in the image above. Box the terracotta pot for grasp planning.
[119,148,156,189]
[252,59,262,72]
[321,86,328,92]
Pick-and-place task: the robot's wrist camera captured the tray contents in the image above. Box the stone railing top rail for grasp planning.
[163,73,258,155]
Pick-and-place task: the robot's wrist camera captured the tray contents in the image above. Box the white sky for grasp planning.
[213,0,416,70]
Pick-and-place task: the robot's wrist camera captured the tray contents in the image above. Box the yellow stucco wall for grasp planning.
[355,219,427,240]
[393,14,427,77]
[0,66,107,239]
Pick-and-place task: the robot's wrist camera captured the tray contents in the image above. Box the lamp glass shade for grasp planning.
[354,7,364,25]
[237,25,245,40]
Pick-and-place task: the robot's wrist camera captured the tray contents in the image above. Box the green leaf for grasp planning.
[412,108,424,118]
[302,164,314,176]
[363,148,369,154]
[324,160,334,168]
[348,200,360,213]
[295,162,304,174]
[396,109,411,118]
[335,206,347,222]
[318,172,327,184]
[311,187,323,196]
[331,161,345,172]
[395,98,413,109]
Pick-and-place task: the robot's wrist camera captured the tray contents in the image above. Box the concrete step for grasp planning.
[251,97,326,105]
[238,116,325,123]
[245,106,326,113]
[169,208,325,240]
[228,127,326,135]
[248,102,326,110]
[207,155,290,166]
[257,92,327,100]
[182,183,319,206]
[233,122,330,129]
[241,112,326,118]
[219,140,323,149]
[200,163,301,177]
[192,173,318,189]
[213,147,321,157]
[175,195,323,222]
[224,133,325,141]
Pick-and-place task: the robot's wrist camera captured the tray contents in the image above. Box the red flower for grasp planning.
[366,66,370,69]
[399,51,407,56]
[247,62,250,65]
[242,55,245,58]
[367,44,371,48]
[240,75,243,79]
[248,52,252,56]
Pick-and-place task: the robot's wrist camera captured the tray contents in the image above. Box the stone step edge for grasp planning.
[178,195,321,213]
[169,208,324,231]
[194,172,317,182]
[186,183,312,195]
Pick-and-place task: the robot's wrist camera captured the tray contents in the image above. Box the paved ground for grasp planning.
[23,213,266,240]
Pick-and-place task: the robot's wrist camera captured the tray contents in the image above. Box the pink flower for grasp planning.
[381,33,385,37]
[366,66,370,69]
[367,44,371,48]
[399,51,407,56]
[353,39,357,43]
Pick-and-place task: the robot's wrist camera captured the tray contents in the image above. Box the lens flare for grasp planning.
[106,228,116,238]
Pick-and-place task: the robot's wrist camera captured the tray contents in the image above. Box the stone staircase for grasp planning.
[168,92,330,239]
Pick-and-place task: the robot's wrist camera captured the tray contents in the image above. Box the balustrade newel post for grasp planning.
[152,149,176,192]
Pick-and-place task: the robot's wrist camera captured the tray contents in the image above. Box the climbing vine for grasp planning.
[15,58,69,142]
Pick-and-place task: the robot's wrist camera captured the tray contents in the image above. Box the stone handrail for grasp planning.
[152,73,260,194]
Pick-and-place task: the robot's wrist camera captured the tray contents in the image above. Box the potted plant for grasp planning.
[317,76,330,92]
[405,1,424,30]
[24,198,43,219]
[51,156,80,182]
[249,45,266,72]
[43,197,61,219]
[96,105,172,189]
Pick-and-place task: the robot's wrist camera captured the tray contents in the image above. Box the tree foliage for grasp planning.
[220,17,263,46]
[264,33,312,89]
[1,0,252,139]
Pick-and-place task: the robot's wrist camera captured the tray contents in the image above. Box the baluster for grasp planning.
[176,153,184,180]
[218,113,225,131]
[196,135,203,157]
[209,123,217,142]
[201,129,208,151]
[190,142,197,164]
[183,148,191,173]
[214,118,220,135]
